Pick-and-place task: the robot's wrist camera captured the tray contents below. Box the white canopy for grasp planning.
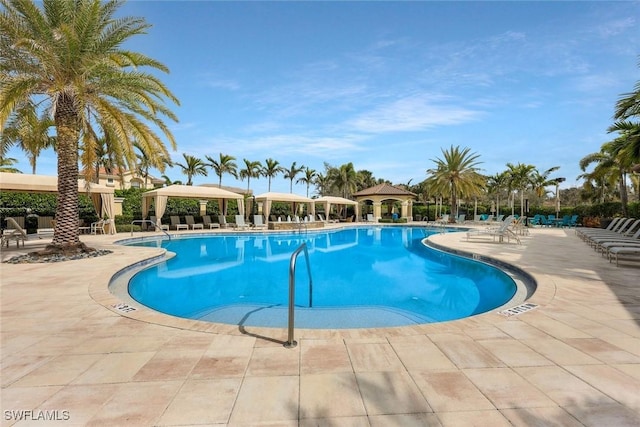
[141,184,245,225]
[314,196,359,222]
[254,192,315,222]
[0,172,116,234]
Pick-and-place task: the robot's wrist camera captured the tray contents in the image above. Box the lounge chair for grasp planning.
[366,213,377,223]
[202,215,220,229]
[234,215,250,230]
[456,214,466,224]
[2,217,28,248]
[185,215,204,230]
[36,216,55,237]
[466,215,521,244]
[253,215,267,229]
[170,216,188,231]
[218,215,234,229]
[150,215,169,231]
[607,245,640,266]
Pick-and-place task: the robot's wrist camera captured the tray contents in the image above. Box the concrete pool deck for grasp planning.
[1,225,639,426]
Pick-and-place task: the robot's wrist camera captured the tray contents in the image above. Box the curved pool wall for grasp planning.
[112,225,532,329]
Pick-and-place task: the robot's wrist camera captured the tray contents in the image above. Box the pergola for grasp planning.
[141,184,244,227]
[0,172,117,234]
[254,192,315,222]
[353,183,417,221]
[314,196,359,222]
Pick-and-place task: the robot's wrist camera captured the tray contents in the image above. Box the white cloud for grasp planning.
[347,94,482,133]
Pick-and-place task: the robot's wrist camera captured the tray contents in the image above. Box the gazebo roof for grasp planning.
[352,183,416,197]
[314,196,357,205]
[0,172,114,194]
[254,192,314,203]
[141,184,243,200]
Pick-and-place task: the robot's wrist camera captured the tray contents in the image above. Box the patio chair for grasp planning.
[253,215,267,229]
[366,213,377,223]
[36,216,55,237]
[202,215,220,229]
[185,215,204,230]
[91,219,106,235]
[234,215,250,230]
[170,216,188,231]
[2,217,28,248]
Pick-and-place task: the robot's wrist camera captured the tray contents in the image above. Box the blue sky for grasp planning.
[7,0,640,196]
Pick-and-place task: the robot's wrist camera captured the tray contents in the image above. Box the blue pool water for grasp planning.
[126,227,517,328]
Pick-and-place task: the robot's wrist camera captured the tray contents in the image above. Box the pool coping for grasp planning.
[96,226,538,339]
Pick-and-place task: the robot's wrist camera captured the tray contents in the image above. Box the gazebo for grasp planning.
[254,192,315,223]
[314,196,359,222]
[353,183,417,221]
[141,184,244,227]
[0,172,117,234]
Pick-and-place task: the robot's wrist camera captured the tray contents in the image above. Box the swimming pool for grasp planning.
[124,226,518,329]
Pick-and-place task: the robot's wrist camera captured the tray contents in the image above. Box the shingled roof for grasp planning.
[352,183,416,197]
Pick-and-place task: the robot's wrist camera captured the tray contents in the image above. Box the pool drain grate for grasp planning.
[498,303,538,317]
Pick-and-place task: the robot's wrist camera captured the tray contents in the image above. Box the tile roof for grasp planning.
[353,183,416,197]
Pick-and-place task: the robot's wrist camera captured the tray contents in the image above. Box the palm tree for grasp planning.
[1,103,55,174]
[505,163,536,217]
[261,158,283,192]
[425,146,484,221]
[206,153,238,187]
[329,162,359,199]
[0,0,179,253]
[356,169,377,192]
[314,172,331,196]
[0,156,21,173]
[612,55,640,162]
[531,166,561,199]
[486,172,508,218]
[239,159,262,193]
[297,167,317,197]
[175,154,208,186]
[283,161,304,193]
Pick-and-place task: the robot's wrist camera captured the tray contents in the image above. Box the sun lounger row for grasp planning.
[576,217,640,266]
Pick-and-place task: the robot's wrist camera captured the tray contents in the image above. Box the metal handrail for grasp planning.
[284,242,313,348]
[130,220,171,241]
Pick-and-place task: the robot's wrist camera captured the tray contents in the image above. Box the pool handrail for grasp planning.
[130,219,171,241]
[284,242,313,349]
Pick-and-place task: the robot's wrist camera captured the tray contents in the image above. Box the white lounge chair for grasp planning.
[466,215,520,244]
[185,215,204,230]
[235,215,250,230]
[253,215,267,229]
[2,217,28,248]
[607,245,640,266]
[366,213,377,223]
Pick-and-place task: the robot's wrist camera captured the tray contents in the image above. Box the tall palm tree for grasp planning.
[175,153,208,186]
[0,0,179,253]
[426,146,484,221]
[356,169,377,192]
[486,172,508,218]
[612,55,640,162]
[329,162,358,199]
[261,158,283,192]
[206,153,238,187]
[531,166,561,199]
[283,161,304,193]
[297,167,317,197]
[239,159,262,193]
[313,172,331,196]
[505,163,536,217]
[1,103,55,174]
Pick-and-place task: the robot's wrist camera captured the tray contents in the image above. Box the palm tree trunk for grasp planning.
[51,97,82,250]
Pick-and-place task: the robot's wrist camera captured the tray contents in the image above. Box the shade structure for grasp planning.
[254,192,315,222]
[0,172,116,234]
[141,184,245,227]
[314,196,359,222]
